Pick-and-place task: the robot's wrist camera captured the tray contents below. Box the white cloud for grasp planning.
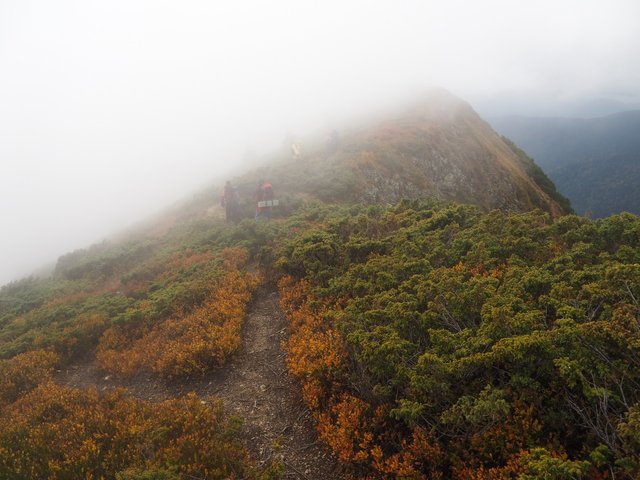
[1,0,639,285]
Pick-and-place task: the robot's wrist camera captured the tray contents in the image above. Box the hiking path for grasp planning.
[58,286,344,480]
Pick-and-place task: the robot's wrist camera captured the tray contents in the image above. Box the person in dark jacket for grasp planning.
[223,180,239,222]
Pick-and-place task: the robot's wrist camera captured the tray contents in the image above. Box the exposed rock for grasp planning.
[246,89,568,217]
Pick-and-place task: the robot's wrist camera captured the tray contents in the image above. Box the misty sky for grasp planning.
[2,0,640,286]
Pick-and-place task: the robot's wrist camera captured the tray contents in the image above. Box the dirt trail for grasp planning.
[58,287,344,480]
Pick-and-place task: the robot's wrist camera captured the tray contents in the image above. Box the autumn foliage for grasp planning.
[0,345,258,479]
[3,191,640,479]
[279,275,443,478]
[97,249,260,377]
[276,202,640,479]
[0,217,271,479]
[0,349,59,406]
[278,275,345,408]
[0,381,253,479]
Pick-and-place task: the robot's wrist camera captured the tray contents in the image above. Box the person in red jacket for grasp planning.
[255,179,273,221]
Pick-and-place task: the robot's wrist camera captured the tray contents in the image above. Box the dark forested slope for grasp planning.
[490,110,640,217]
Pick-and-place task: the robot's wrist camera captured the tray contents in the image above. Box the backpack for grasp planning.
[262,183,273,200]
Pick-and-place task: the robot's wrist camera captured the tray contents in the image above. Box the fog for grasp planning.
[1,0,639,286]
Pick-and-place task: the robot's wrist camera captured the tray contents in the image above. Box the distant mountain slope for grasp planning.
[552,154,640,217]
[489,110,640,217]
[241,90,569,217]
[473,92,640,119]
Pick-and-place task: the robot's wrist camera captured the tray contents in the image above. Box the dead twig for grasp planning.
[285,461,312,480]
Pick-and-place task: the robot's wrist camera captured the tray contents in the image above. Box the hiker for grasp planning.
[255,179,274,221]
[325,129,340,156]
[291,142,301,161]
[223,180,239,222]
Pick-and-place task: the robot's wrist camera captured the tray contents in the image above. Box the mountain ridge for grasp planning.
[231,89,569,219]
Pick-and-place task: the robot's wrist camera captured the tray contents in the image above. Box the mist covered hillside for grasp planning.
[235,90,570,218]
[6,92,640,479]
[490,110,640,217]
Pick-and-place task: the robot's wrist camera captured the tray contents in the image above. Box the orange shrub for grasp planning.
[0,382,253,479]
[371,428,444,479]
[278,276,346,407]
[151,270,259,376]
[97,270,260,377]
[96,325,147,376]
[96,248,260,376]
[0,349,58,406]
[279,275,448,478]
[317,393,374,464]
